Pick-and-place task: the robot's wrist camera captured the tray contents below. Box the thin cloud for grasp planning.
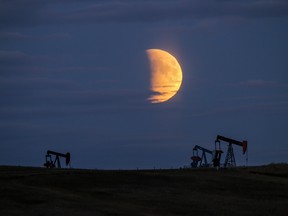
[1,66,112,75]
[0,32,69,40]
[0,32,29,40]
[1,0,288,27]
[236,79,280,88]
[0,50,30,62]
[0,50,48,65]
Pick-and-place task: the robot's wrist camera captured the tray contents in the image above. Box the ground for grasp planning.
[0,164,288,215]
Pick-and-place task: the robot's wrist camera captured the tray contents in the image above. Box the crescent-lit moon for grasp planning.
[146,49,183,103]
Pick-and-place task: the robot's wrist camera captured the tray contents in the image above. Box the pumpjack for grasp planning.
[191,145,213,167]
[44,150,71,168]
[215,135,248,168]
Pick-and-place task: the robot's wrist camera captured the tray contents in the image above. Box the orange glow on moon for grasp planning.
[146,49,183,103]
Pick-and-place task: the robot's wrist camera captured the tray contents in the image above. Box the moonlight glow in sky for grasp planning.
[0,0,288,169]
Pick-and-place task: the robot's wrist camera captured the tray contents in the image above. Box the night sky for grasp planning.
[1,0,288,169]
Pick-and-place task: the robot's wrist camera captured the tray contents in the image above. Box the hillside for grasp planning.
[1,164,288,216]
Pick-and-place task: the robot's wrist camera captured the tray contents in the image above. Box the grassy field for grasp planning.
[0,164,288,216]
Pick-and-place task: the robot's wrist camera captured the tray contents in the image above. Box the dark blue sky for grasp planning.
[1,0,288,169]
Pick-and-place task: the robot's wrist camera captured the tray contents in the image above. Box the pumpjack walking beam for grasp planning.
[215,135,248,168]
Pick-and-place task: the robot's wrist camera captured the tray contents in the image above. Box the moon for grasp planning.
[146,49,183,103]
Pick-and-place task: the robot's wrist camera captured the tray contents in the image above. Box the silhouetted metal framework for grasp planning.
[225,144,236,167]
[213,140,223,168]
[44,150,71,168]
[215,135,248,168]
[191,145,213,168]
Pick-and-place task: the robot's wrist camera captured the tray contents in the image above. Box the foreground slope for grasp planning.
[0,164,288,216]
